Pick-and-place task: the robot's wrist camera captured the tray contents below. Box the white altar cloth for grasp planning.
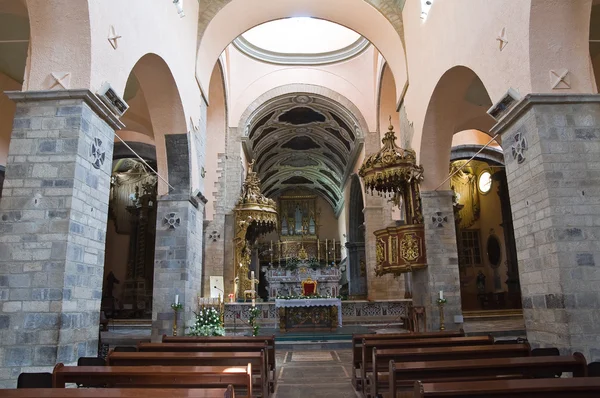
[275,298,342,326]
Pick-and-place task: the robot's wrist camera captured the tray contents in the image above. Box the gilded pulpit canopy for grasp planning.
[233,160,278,300]
[358,120,427,276]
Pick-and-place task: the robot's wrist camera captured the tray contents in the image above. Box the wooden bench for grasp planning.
[107,350,268,397]
[1,386,235,397]
[387,353,588,398]
[52,363,252,397]
[360,335,493,394]
[161,335,276,390]
[368,343,530,398]
[350,330,465,390]
[413,377,600,397]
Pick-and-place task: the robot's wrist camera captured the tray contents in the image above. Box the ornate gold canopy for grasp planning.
[358,121,427,276]
[233,160,278,299]
[358,122,424,224]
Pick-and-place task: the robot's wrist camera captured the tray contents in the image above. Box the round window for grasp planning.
[478,171,492,194]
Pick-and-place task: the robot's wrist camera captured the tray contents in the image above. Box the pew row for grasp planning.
[2,387,235,398]
[161,335,276,385]
[106,351,268,397]
[52,363,252,397]
[368,343,530,398]
[351,330,464,390]
[359,335,493,394]
[413,377,600,398]
[386,353,588,398]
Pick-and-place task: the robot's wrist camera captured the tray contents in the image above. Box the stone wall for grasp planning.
[491,95,600,360]
[0,90,122,388]
[413,190,462,332]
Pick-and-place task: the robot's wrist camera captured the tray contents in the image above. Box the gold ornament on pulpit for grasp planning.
[233,160,278,300]
[359,118,428,276]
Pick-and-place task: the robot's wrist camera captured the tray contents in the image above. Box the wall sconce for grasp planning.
[173,0,185,18]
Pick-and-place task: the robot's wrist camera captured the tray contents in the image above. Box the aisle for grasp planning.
[273,349,360,398]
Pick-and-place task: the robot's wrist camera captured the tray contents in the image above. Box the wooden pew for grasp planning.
[413,377,600,398]
[107,351,268,398]
[351,330,464,389]
[360,335,493,394]
[2,386,235,397]
[52,363,251,397]
[387,353,588,398]
[369,343,530,398]
[161,335,276,391]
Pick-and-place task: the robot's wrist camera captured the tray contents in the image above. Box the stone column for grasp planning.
[412,191,462,331]
[490,94,600,360]
[0,90,123,388]
[151,132,206,341]
[345,241,366,298]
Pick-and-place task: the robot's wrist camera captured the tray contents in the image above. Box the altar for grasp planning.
[264,265,341,299]
[275,298,342,331]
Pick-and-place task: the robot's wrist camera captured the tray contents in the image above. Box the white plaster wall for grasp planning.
[226,45,378,131]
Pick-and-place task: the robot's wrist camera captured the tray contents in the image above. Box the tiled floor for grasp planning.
[273,350,360,398]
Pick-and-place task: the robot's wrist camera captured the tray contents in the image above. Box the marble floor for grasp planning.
[273,349,359,398]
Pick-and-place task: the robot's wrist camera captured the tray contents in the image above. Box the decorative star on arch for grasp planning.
[511,132,528,164]
[496,27,508,51]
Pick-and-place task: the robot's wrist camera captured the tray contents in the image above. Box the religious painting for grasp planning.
[279,194,319,238]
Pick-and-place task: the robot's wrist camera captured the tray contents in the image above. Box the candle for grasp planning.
[439,290,444,300]
[325,239,328,263]
[175,294,179,305]
[317,238,320,261]
[333,239,336,263]
[251,271,255,307]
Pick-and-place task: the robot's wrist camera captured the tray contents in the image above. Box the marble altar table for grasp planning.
[275,298,342,331]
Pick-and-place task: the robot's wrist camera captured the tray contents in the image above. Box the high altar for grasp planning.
[259,193,343,299]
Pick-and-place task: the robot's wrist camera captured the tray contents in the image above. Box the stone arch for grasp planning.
[589,1,600,91]
[377,62,400,142]
[205,59,229,220]
[529,0,595,93]
[24,0,92,90]
[197,0,408,105]
[123,53,188,195]
[238,84,370,136]
[348,174,365,242]
[420,66,496,191]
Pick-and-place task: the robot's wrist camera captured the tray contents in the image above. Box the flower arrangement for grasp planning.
[248,306,261,336]
[188,306,225,336]
[285,257,299,271]
[276,293,341,300]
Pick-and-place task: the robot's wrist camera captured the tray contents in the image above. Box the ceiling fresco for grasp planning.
[243,94,364,214]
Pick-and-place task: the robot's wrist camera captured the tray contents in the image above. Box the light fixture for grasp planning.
[173,0,185,18]
[421,0,434,20]
[478,170,492,194]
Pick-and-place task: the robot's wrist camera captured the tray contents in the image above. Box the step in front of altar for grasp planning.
[224,299,411,329]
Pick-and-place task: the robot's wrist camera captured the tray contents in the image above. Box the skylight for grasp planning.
[242,18,361,55]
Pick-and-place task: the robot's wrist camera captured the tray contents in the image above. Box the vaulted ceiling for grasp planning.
[243,94,364,214]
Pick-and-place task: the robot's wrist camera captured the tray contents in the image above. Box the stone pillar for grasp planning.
[151,132,206,341]
[345,242,366,298]
[0,90,123,388]
[490,94,600,360]
[412,191,462,331]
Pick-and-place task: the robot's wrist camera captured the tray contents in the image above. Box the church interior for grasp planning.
[1,0,600,395]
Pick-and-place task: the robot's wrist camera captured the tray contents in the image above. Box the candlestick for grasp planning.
[317,238,320,261]
[251,271,255,307]
[175,294,179,305]
[333,239,336,263]
[278,241,282,266]
[438,300,446,331]
[270,240,273,264]
[325,239,328,264]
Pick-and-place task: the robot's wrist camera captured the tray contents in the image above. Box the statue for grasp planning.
[105,271,120,298]
[476,271,486,293]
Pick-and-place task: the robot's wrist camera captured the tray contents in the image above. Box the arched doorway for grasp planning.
[346,174,367,298]
[449,139,522,312]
